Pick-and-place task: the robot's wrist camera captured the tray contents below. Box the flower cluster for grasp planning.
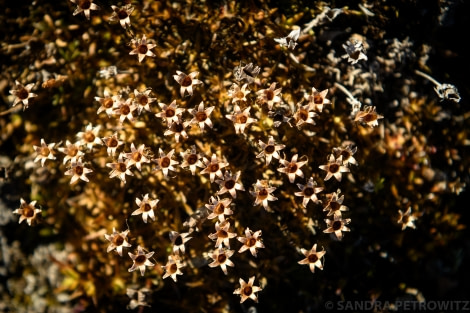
[8,1,466,312]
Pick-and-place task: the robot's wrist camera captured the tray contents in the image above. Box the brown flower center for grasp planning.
[118,162,127,172]
[23,206,35,218]
[313,93,323,105]
[114,235,124,246]
[40,146,50,157]
[247,237,257,247]
[265,89,274,101]
[165,108,175,117]
[143,203,152,212]
[84,131,95,143]
[209,163,219,173]
[161,157,171,168]
[308,253,319,263]
[329,163,339,173]
[135,255,146,264]
[103,98,114,108]
[217,254,227,263]
[187,154,198,165]
[332,220,342,231]
[80,0,91,10]
[169,263,177,273]
[303,187,314,197]
[236,114,248,124]
[120,104,130,115]
[264,145,275,154]
[287,163,298,173]
[68,146,78,157]
[75,165,84,175]
[195,111,207,122]
[132,152,142,162]
[17,88,29,100]
[243,286,253,296]
[181,76,192,87]
[363,113,377,123]
[107,137,118,148]
[138,95,148,105]
[329,201,340,211]
[118,9,128,20]
[214,203,225,214]
[298,109,308,121]
[224,180,235,189]
[258,188,268,199]
[138,44,148,54]
[218,230,228,238]
[174,236,183,246]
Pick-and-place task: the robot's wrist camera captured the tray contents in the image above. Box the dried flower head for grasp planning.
[333,144,358,166]
[76,123,101,150]
[64,158,93,184]
[180,145,203,175]
[132,194,159,223]
[208,247,235,275]
[237,227,265,257]
[205,196,233,222]
[133,88,156,114]
[208,221,237,249]
[70,0,100,20]
[233,62,260,84]
[110,4,134,29]
[306,87,330,112]
[233,276,262,303]
[216,170,244,199]
[124,143,151,171]
[225,105,258,134]
[277,154,308,183]
[129,35,156,63]
[102,133,124,157]
[155,100,185,125]
[354,105,383,127]
[257,82,282,110]
[188,101,215,131]
[342,39,368,64]
[298,244,326,273]
[324,215,351,240]
[200,153,229,183]
[128,246,155,276]
[9,80,37,109]
[104,227,132,256]
[397,207,417,230]
[164,118,190,143]
[162,254,185,282]
[153,148,179,177]
[256,136,286,165]
[58,140,84,164]
[106,153,134,183]
[114,98,137,124]
[33,138,57,167]
[13,198,41,226]
[323,189,348,218]
[295,177,323,208]
[95,90,119,116]
[173,71,202,97]
[169,231,192,255]
[251,179,278,210]
[319,154,350,182]
[291,102,317,128]
[228,83,250,103]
